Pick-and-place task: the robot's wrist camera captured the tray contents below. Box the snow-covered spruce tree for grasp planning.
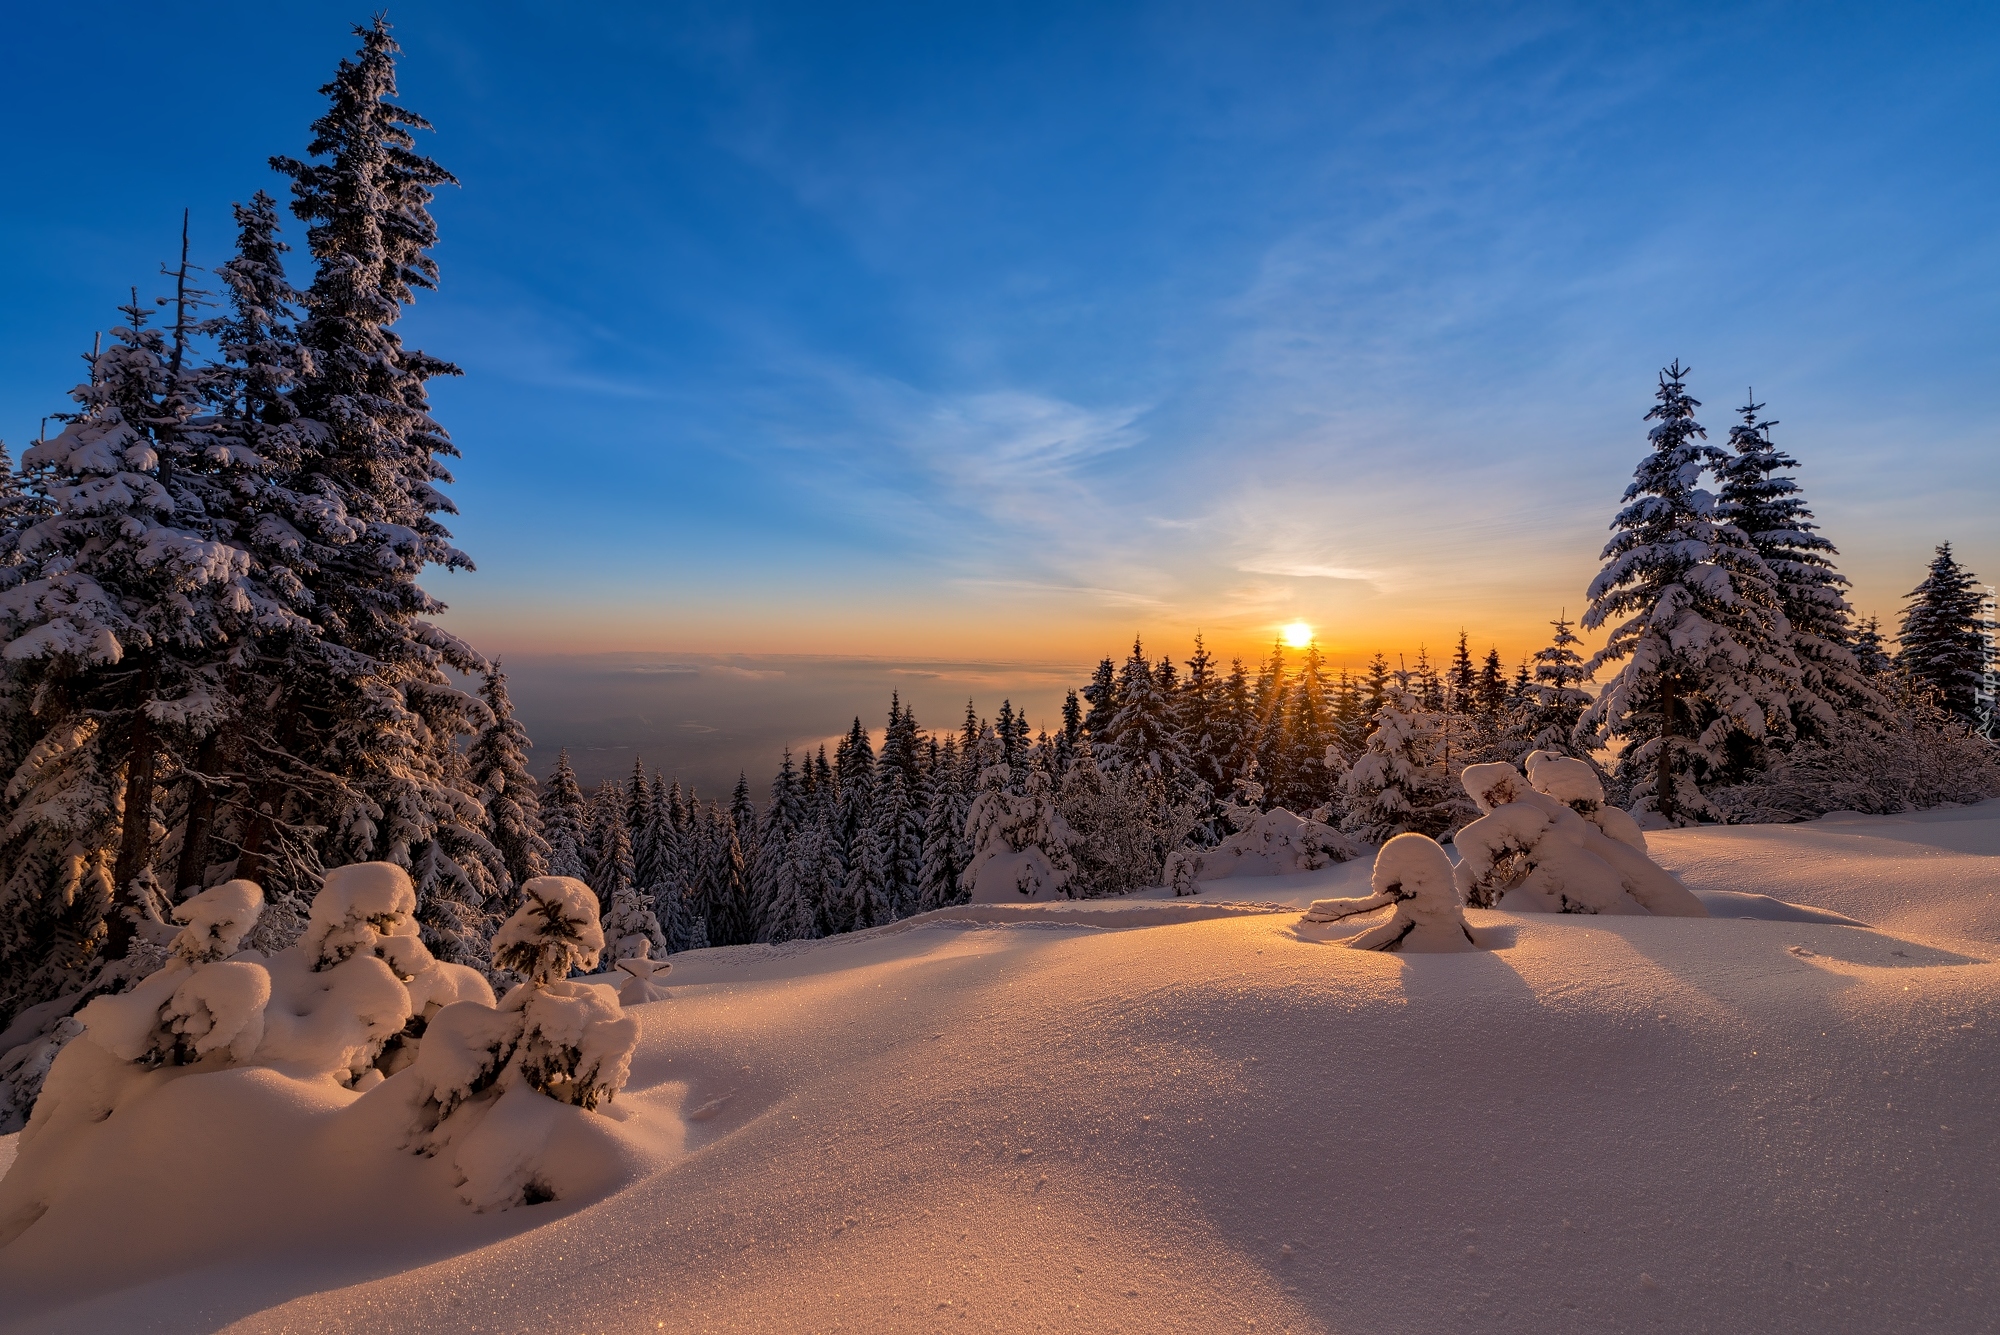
[254,19,502,949]
[960,764,1077,902]
[1853,616,1894,675]
[750,749,806,939]
[1178,635,1229,811]
[1245,641,1287,785]
[869,697,925,917]
[1338,688,1474,842]
[585,780,633,908]
[1509,612,1593,757]
[916,758,967,911]
[636,772,675,895]
[1080,659,1116,740]
[1098,637,1194,785]
[869,766,922,920]
[1448,632,1477,708]
[1476,647,1509,720]
[170,190,334,903]
[758,830,820,943]
[797,795,843,943]
[465,666,545,898]
[754,758,818,945]
[1272,642,1337,814]
[1717,395,1883,734]
[602,881,665,961]
[0,299,261,980]
[1057,734,1202,897]
[1897,542,1985,724]
[406,744,508,971]
[1054,688,1083,774]
[540,750,588,881]
[828,718,889,933]
[1577,363,1800,822]
[704,803,756,946]
[0,717,121,1027]
[479,876,636,1117]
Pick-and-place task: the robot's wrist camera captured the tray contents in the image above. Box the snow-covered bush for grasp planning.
[71,880,276,1069]
[505,979,635,1111]
[12,866,640,1224]
[492,875,604,983]
[1521,751,1649,851]
[1708,693,2000,823]
[0,880,267,1129]
[404,876,640,1206]
[1300,833,1476,952]
[33,865,496,1100]
[602,881,666,961]
[166,879,266,963]
[613,953,672,1005]
[473,876,637,1109]
[258,862,494,1085]
[1453,761,1706,916]
[960,767,1078,903]
[1166,800,1364,891]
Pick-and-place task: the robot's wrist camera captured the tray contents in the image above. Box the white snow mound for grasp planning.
[1300,832,1477,951]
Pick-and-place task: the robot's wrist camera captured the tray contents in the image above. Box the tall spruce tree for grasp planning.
[0,297,258,966]
[1853,616,1893,675]
[1897,543,1985,722]
[870,698,924,917]
[260,18,496,930]
[1476,648,1508,719]
[541,750,588,880]
[1100,637,1192,783]
[176,191,328,899]
[1274,642,1336,812]
[465,666,545,897]
[1080,658,1117,739]
[1519,613,1592,754]
[1578,363,1800,821]
[1448,633,1477,706]
[586,780,634,905]
[1718,394,1881,733]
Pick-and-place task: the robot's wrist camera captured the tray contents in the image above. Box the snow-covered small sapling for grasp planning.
[1301,833,1477,952]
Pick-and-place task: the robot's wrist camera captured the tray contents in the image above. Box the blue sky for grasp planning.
[3,2,1996,783]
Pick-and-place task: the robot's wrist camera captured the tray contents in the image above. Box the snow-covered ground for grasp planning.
[3,802,1997,1333]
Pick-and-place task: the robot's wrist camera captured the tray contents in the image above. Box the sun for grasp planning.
[1281,621,1313,649]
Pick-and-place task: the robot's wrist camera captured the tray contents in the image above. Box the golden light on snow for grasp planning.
[1281,621,1313,648]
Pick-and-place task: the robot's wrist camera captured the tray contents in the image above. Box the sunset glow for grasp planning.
[1282,621,1314,649]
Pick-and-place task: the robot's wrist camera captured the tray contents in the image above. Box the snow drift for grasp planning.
[2,804,1997,1334]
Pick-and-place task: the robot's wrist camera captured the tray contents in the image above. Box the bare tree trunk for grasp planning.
[174,731,226,893]
[105,677,160,960]
[233,779,282,887]
[233,697,301,887]
[1656,671,1677,824]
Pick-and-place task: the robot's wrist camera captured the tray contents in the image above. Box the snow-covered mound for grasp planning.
[1454,756,1707,916]
[1300,832,1478,951]
[2,804,1997,1333]
[1167,801,1365,889]
[0,867,671,1296]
